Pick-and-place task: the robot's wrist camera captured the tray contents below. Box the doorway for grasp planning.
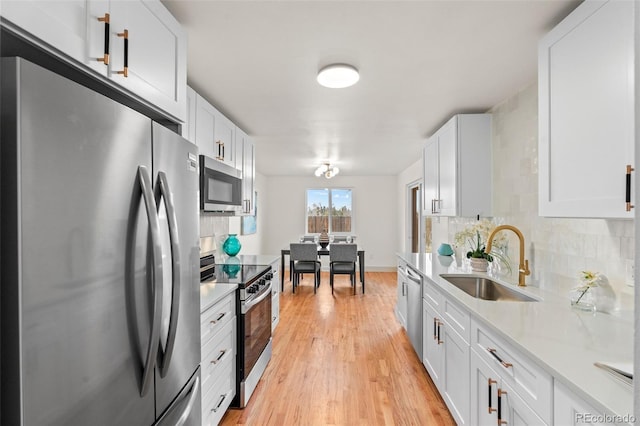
[406,181,423,253]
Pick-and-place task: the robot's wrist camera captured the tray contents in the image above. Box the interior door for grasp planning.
[6,57,155,426]
[152,122,201,418]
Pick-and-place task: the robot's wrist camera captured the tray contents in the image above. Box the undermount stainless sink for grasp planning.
[441,275,538,302]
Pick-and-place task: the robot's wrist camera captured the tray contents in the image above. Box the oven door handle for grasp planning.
[242,283,272,314]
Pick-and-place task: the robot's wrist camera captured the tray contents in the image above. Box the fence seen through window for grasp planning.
[306,188,352,233]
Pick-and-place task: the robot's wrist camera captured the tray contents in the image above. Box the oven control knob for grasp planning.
[259,279,265,286]
[266,273,273,280]
[248,285,257,294]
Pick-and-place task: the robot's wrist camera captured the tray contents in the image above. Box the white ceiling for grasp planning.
[162,0,580,177]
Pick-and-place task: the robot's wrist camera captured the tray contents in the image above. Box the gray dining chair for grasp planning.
[332,235,356,243]
[329,243,357,294]
[290,243,321,294]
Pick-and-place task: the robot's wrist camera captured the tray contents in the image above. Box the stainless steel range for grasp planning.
[200,255,273,408]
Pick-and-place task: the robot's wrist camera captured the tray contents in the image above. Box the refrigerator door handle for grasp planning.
[155,171,181,377]
[135,165,164,397]
[176,374,200,426]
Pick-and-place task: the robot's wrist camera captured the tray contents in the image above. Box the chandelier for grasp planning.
[314,163,340,179]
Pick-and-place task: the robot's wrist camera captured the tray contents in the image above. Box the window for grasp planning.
[306,188,353,234]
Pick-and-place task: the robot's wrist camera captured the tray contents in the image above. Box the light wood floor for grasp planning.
[220,271,455,426]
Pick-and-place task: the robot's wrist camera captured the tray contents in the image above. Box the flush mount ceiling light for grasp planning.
[314,163,340,179]
[317,64,359,88]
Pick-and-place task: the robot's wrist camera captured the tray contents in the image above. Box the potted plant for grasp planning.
[466,231,493,271]
[453,219,510,273]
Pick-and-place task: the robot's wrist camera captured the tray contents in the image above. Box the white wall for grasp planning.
[263,174,397,270]
[397,160,422,253]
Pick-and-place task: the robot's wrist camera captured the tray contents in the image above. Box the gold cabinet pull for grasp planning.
[488,378,497,414]
[117,29,129,77]
[497,388,507,425]
[626,165,634,211]
[97,13,110,65]
[487,348,513,369]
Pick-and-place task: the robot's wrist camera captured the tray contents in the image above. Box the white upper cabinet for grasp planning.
[107,0,187,122]
[213,108,237,168]
[236,128,256,215]
[538,0,634,218]
[194,93,237,168]
[423,114,492,217]
[1,1,90,65]
[1,0,187,123]
[194,93,218,159]
[182,85,197,143]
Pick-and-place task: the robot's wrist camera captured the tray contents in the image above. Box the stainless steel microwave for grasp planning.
[200,155,243,214]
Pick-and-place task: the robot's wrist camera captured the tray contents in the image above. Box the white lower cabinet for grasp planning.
[470,321,552,423]
[471,350,546,426]
[422,299,443,384]
[554,381,613,426]
[422,278,469,425]
[419,271,553,426]
[201,291,236,426]
[396,260,408,329]
[270,258,280,331]
[441,322,470,424]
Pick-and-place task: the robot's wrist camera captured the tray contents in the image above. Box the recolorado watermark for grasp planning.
[576,413,636,424]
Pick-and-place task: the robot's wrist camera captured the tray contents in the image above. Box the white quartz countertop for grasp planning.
[396,252,634,420]
[200,280,237,313]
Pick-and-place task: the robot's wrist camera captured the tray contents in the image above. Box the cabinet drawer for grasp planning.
[471,321,552,423]
[442,296,470,343]
[423,277,442,310]
[201,293,235,347]
[201,318,235,396]
[202,359,235,426]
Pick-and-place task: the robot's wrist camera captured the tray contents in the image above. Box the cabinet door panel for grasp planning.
[109,0,186,121]
[422,300,441,386]
[470,351,499,426]
[554,381,613,426]
[396,262,408,329]
[236,129,255,215]
[182,86,197,143]
[437,118,457,216]
[214,110,236,167]
[539,0,634,218]
[422,139,439,215]
[2,0,89,64]
[442,324,469,425]
[194,94,217,159]
[501,381,547,425]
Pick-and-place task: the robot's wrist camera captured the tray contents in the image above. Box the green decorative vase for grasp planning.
[222,234,241,256]
[222,256,241,278]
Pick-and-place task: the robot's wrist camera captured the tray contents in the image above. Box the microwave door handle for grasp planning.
[155,171,181,377]
[129,166,163,397]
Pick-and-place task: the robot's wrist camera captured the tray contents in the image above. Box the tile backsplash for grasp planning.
[199,213,229,253]
[438,82,634,309]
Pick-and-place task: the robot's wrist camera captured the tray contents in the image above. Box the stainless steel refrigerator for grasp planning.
[1,57,201,426]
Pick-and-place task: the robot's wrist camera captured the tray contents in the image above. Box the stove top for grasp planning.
[215,263,271,287]
[199,253,273,302]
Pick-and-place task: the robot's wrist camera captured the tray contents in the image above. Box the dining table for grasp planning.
[280,244,365,294]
